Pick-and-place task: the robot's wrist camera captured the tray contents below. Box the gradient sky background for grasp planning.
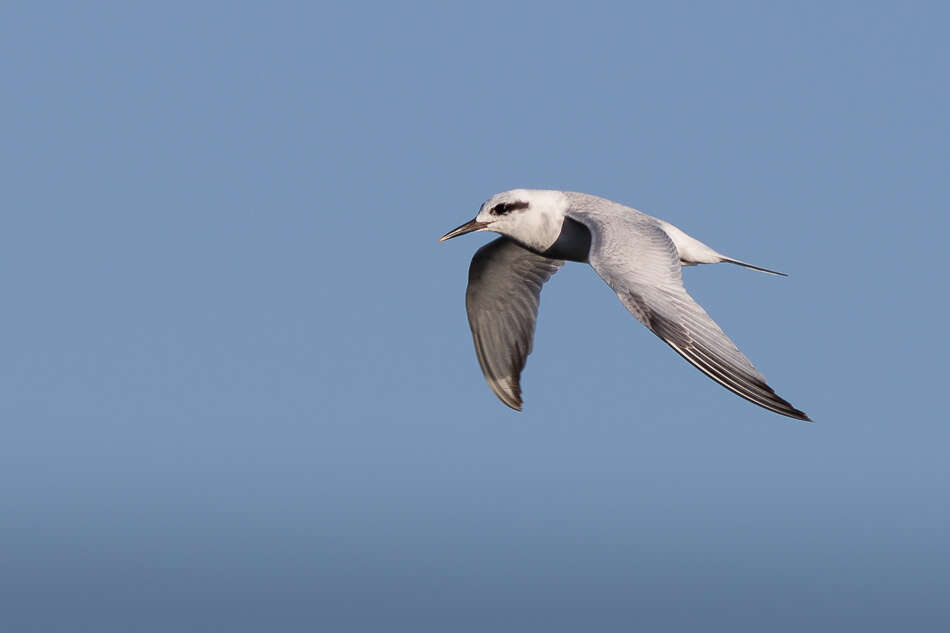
[2,2,949,631]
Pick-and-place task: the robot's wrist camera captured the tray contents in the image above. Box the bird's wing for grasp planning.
[570,209,809,421]
[465,237,564,410]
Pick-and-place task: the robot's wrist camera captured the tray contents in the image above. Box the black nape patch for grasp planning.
[491,200,530,216]
[541,217,591,263]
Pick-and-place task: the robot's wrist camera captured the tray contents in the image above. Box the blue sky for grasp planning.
[2,2,948,631]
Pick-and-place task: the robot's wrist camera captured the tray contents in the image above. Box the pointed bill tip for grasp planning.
[439,219,489,242]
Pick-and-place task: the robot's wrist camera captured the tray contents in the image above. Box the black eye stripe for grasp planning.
[491,200,530,215]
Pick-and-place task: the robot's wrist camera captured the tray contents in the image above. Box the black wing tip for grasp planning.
[497,394,523,411]
[488,376,523,411]
[741,381,811,422]
[759,385,811,422]
[758,385,810,422]
[507,385,524,411]
[792,409,812,422]
[782,408,812,422]
[650,313,810,423]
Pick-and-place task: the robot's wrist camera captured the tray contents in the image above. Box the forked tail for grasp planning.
[719,256,788,277]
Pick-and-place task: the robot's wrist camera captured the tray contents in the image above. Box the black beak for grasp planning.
[438,218,489,242]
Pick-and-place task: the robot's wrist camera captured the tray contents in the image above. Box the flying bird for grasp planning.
[440,189,810,421]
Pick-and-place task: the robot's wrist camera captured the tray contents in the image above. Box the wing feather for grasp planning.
[465,237,564,410]
[568,204,810,421]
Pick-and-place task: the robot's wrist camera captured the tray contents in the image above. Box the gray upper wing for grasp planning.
[569,207,809,421]
[465,237,564,410]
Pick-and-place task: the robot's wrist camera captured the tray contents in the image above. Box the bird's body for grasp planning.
[440,189,810,421]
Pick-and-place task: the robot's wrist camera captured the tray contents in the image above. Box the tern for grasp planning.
[440,189,810,421]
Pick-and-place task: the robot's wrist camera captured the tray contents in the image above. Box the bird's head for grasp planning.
[439,189,570,253]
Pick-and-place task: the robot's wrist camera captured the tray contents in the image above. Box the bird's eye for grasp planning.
[491,200,529,216]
